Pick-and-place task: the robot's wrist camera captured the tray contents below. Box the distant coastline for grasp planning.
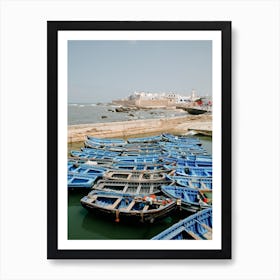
[68,93,212,142]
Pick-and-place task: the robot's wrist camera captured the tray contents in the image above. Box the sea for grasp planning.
[68,103,188,125]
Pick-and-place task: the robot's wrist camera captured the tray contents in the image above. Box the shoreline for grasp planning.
[68,114,212,143]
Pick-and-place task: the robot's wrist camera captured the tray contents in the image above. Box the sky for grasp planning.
[68,40,212,103]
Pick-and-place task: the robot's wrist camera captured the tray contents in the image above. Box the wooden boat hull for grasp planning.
[103,170,167,182]
[176,166,212,177]
[81,147,121,156]
[70,150,118,160]
[91,180,170,195]
[161,185,211,212]
[68,157,115,166]
[86,135,126,146]
[127,135,162,144]
[81,192,176,223]
[172,177,212,190]
[151,208,212,240]
[162,133,202,145]
[114,156,164,164]
[185,107,208,115]
[164,156,212,167]
[85,141,162,153]
[68,174,98,189]
[112,162,173,171]
[68,163,107,176]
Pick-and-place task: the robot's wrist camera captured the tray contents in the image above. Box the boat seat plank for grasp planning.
[163,226,186,240]
[122,185,129,193]
[125,200,136,211]
[200,223,212,232]
[203,231,212,240]
[195,219,212,232]
[107,198,122,210]
[136,185,141,194]
[200,182,207,189]
[142,205,149,211]
[187,231,202,240]
[188,181,194,188]
[89,195,98,202]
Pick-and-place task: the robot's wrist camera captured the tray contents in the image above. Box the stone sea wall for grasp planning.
[68,114,212,143]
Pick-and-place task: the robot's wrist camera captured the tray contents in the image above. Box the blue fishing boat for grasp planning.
[68,163,107,177]
[112,162,174,171]
[68,174,98,189]
[165,174,212,189]
[85,139,127,150]
[185,155,212,167]
[103,170,167,181]
[176,166,212,177]
[86,135,126,146]
[84,139,158,151]
[171,178,213,204]
[68,157,114,167]
[127,135,162,144]
[84,139,104,149]
[81,147,121,156]
[111,142,162,152]
[162,147,208,157]
[114,156,162,164]
[160,142,202,151]
[80,191,176,223]
[120,149,164,156]
[162,133,202,146]
[151,208,212,240]
[163,164,213,177]
[161,185,211,212]
[91,179,169,194]
[163,155,212,167]
[70,150,117,160]
[175,177,212,190]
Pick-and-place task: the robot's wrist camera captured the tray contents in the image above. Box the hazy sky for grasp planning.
[68,40,212,103]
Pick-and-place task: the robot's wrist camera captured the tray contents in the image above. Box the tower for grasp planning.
[191,89,196,101]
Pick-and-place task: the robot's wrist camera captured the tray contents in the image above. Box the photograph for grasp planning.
[68,40,213,239]
[48,21,231,259]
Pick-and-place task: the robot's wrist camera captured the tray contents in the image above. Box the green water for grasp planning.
[68,191,187,239]
[68,135,212,240]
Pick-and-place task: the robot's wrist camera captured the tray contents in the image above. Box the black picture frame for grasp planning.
[47,21,231,259]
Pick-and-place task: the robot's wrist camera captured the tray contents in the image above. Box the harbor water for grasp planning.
[68,135,212,240]
[68,103,188,125]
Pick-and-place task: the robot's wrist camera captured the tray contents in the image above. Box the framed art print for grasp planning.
[47,21,231,259]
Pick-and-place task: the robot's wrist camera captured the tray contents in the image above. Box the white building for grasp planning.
[128,91,196,104]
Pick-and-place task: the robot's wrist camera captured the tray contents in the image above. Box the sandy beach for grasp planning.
[68,114,212,143]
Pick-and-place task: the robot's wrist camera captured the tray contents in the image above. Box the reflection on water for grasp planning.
[81,211,179,240]
[68,190,185,240]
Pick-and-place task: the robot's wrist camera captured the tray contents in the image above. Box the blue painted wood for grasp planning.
[161,185,211,212]
[151,208,212,240]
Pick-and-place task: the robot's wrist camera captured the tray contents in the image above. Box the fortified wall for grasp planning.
[112,98,175,108]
